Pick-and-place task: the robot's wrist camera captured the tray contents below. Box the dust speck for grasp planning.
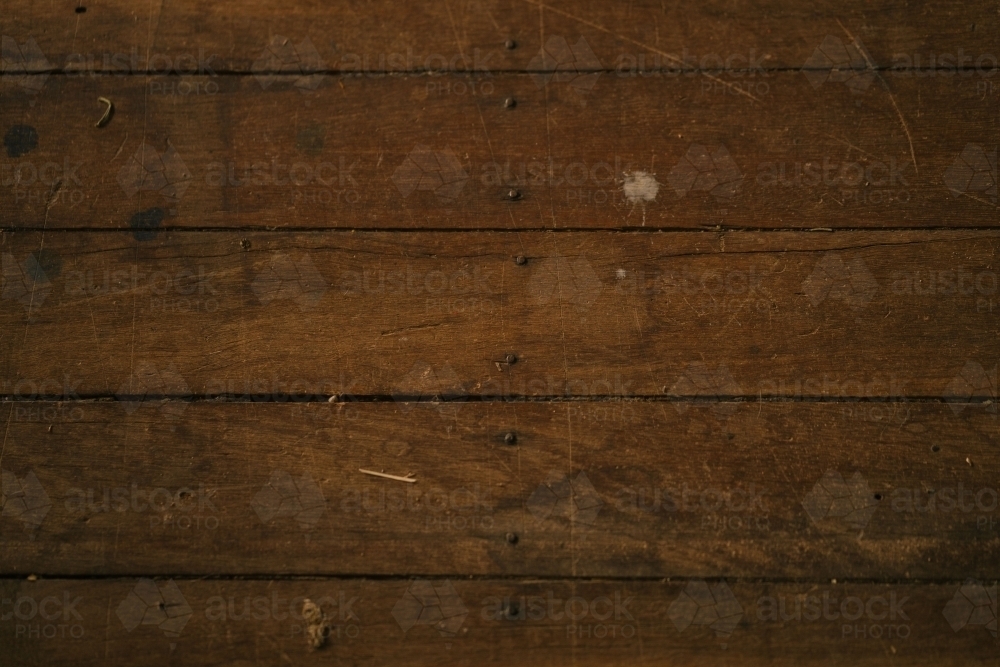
[623,171,660,203]
[302,599,329,649]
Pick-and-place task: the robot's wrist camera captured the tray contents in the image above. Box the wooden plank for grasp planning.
[0,401,997,578]
[1,0,996,73]
[2,73,996,230]
[0,577,996,665]
[1,230,997,399]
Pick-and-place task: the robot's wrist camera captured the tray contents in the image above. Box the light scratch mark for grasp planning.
[519,0,761,103]
[836,18,917,175]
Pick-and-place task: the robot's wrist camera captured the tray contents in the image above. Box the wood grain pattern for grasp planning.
[1,0,996,72]
[2,73,996,230]
[1,577,996,666]
[0,401,996,579]
[2,230,997,399]
[3,2,998,664]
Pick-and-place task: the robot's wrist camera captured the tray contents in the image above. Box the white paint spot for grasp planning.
[616,269,627,280]
[622,171,660,203]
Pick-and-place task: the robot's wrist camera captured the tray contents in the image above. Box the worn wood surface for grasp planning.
[3,1,998,664]
[2,0,996,72]
[1,577,996,666]
[0,401,997,579]
[1,230,997,399]
[1,74,996,230]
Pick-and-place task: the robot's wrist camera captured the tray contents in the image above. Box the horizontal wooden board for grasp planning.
[1,73,996,230]
[1,230,997,399]
[0,577,996,665]
[0,401,997,578]
[1,0,996,73]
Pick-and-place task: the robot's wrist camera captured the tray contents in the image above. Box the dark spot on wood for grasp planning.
[874,493,883,501]
[25,249,62,282]
[75,6,86,13]
[932,445,941,452]
[296,123,326,156]
[749,345,760,354]
[130,207,165,241]
[4,125,38,158]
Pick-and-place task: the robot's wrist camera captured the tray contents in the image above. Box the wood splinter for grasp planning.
[95,97,114,128]
[359,468,416,483]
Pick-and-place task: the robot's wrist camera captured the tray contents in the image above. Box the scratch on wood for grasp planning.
[836,18,917,175]
[520,0,761,103]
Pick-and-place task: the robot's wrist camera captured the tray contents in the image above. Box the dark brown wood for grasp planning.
[3,2,997,664]
[1,577,996,665]
[1,230,997,398]
[1,73,996,230]
[0,401,996,579]
[1,0,996,72]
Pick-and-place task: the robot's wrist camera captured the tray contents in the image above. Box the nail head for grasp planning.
[514,255,527,265]
[504,97,516,109]
[506,532,519,544]
[504,432,517,445]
